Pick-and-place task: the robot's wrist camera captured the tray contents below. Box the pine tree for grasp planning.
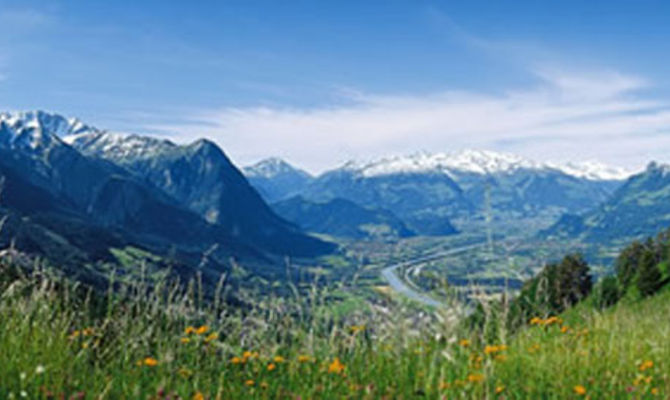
[616,240,644,289]
[637,250,662,297]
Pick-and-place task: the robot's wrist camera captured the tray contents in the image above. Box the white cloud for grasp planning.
[146,66,670,174]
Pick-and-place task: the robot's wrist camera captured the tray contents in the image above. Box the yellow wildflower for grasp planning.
[142,357,158,367]
[484,344,507,355]
[328,357,345,374]
[439,382,450,390]
[230,356,243,364]
[459,339,471,347]
[184,326,196,335]
[195,325,209,335]
[639,360,654,372]
[267,363,276,371]
[192,392,204,400]
[204,333,218,343]
[573,385,587,396]
[651,387,659,395]
[298,355,312,363]
[273,355,285,363]
[245,379,255,387]
[561,326,570,334]
[180,337,191,344]
[495,385,505,394]
[467,373,484,383]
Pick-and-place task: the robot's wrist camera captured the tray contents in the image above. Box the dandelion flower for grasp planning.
[573,385,587,396]
[267,363,276,371]
[459,339,470,347]
[245,379,255,387]
[467,373,484,383]
[230,356,243,365]
[180,337,191,344]
[273,355,285,363]
[192,392,204,400]
[495,385,505,394]
[298,355,312,363]
[185,326,196,335]
[195,325,209,335]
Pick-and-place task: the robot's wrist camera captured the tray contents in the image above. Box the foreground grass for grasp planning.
[0,263,668,399]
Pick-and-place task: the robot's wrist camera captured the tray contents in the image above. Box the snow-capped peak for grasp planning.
[342,150,541,177]
[63,130,177,161]
[0,110,98,151]
[0,110,96,138]
[339,150,635,181]
[243,157,311,179]
[548,161,634,181]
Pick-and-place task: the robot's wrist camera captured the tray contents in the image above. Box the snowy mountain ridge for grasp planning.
[339,150,635,181]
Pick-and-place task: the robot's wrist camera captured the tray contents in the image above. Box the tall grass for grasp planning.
[0,257,668,399]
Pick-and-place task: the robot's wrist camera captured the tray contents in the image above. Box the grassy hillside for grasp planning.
[1,256,669,399]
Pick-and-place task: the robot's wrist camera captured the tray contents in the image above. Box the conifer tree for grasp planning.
[637,249,662,297]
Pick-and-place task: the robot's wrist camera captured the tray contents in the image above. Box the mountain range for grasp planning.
[0,111,334,285]
[3,109,668,286]
[244,150,633,237]
[543,162,670,243]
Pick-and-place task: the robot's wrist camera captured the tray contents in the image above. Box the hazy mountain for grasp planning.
[285,150,631,232]
[271,196,416,239]
[243,158,313,202]
[543,162,670,242]
[0,111,334,282]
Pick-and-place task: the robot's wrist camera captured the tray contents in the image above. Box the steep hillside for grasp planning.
[0,111,335,284]
[543,162,670,243]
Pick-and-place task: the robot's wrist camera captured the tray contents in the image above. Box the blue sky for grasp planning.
[2,0,670,172]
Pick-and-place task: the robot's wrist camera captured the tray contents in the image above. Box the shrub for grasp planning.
[593,275,621,309]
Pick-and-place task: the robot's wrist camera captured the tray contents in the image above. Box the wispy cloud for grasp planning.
[146,65,669,173]
[138,11,670,173]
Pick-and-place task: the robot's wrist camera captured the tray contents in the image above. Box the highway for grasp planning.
[380,244,484,307]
